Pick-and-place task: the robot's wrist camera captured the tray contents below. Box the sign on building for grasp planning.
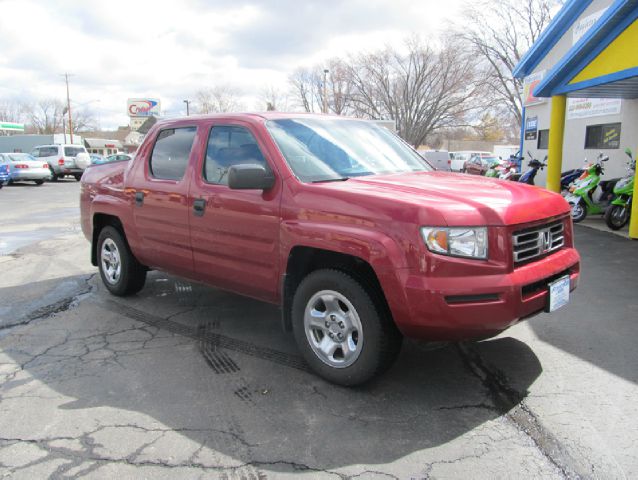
[566,98,622,120]
[522,71,546,107]
[525,116,538,140]
[127,98,161,118]
[573,9,607,45]
[0,122,25,132]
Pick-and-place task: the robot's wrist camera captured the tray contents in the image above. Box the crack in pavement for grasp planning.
[0,274,95,332]
[103,299,311,373]
[456,342,593,479]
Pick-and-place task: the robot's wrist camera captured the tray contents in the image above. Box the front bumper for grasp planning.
[394,247,580,341]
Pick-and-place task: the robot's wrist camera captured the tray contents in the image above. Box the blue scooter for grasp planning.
[519,152,547,185]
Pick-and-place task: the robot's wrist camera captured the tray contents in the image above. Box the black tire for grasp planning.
[291,269,402,386]
[604,204,629,230]
[570,199,587,223]
[34,180,44,186]
[74,173,82,181]
[97,226,146,296]
[50,170,59,182]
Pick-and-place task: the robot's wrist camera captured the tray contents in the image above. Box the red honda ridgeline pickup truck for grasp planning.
[80,113,580,385]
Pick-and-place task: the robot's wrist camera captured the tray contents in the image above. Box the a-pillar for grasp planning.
[546,95,567,193]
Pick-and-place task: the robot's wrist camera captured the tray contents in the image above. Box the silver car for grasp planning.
[0,153,52,185]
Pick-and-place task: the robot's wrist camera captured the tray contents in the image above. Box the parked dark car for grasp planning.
[463,154,498,175]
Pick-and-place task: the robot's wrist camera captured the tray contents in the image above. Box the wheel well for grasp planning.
[91,214,125,266]
[282,246,390,332]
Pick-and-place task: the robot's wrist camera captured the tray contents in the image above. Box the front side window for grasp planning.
[266,118,431,182]
[204,125,267,185]
[149,127,197,180]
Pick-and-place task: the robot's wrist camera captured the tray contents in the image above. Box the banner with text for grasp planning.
[567,98,622,120]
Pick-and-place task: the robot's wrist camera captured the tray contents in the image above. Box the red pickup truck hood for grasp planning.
[343,171,569,226]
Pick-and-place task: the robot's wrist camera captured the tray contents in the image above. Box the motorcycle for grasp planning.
[498,158,519,181]
[484,158,502,178]
[560,167,586,195]
[564,153,619,223]
[604,148,635,230]
[519,152,547,185]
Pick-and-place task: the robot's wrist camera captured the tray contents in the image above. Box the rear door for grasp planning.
[189,121,281,302]
[128,125,198,276]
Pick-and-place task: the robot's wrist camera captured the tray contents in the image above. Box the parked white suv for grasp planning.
[31,144,90,181]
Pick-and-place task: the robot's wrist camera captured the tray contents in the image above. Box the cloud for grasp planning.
[0,0,463,128]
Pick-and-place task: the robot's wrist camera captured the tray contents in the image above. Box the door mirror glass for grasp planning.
[228,164,275,190]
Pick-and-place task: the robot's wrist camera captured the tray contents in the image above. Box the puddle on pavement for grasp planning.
[0,228,67,255]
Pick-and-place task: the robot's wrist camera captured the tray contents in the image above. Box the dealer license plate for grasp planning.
[548,275,570,312]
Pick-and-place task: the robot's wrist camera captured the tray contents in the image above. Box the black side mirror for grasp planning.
[228,164,275,190]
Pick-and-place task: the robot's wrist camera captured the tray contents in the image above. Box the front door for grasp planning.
[189,122,281,303]
[129,125,198,276]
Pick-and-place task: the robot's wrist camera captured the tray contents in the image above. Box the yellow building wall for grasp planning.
[570,19,638,84]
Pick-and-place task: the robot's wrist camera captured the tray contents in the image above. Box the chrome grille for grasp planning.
[513,221,564,264]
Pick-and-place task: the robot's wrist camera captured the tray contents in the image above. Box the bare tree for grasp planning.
[25,98,66,134]
[288,58,355,115]
[347,39,486,147]
[194,85,244,114]
[289,67,321,113]
[0,100,26,123]
[72,107,98,133]
[454,0,557,127]
[258,85,289,112]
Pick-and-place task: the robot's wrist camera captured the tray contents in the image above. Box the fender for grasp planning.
[90,193,146,264]
[280,220,413,325]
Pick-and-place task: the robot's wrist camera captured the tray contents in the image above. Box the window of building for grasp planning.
[585,123,621,149]
[149,127,197,180]
[537,129,550,150]
[204,125,268,185]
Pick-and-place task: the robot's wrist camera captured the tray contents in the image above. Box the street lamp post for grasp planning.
[323,69,329,114]
[184,100,190,116]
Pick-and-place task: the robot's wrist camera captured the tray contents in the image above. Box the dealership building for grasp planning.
[514,0,638,238]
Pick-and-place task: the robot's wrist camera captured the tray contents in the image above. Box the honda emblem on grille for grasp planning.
[539,228,552,253]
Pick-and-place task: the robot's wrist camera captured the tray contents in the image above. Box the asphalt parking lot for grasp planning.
[1,181,637,479]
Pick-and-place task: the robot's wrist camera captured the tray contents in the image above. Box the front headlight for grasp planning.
[421,227,488,260]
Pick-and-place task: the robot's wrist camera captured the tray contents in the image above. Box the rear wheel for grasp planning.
[97,226,146,296]
[50,169,59,182]
[604,204,629,230]
[34,180,44,186]
[570,199,587,223]
[291,269,402,386]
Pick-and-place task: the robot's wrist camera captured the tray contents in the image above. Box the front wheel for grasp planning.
[34,180,44,186]
[291,269,402,386]
[570,199,587,223]
[604,204,629,230]
[74,173,82,181]
[97,226,147,296]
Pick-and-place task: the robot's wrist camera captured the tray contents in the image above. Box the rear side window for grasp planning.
[150,127,197,180]
[64,147,85,156]
[204,125,267,185]
[36,146,59,157]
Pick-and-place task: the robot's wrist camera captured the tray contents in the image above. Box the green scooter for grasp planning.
[484,158,502,178]
[604,148,635,230]
[564,153,617,223]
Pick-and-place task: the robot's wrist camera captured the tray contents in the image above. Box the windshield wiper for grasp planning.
[312,177,349,183]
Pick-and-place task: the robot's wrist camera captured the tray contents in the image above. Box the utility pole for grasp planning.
[183,99,190,116]
[62,73,74,143]
[323,69,329,114]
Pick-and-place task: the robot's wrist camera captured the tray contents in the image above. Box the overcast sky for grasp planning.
[0,0,464,129]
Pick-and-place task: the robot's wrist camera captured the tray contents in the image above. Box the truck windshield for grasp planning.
[266,118,432,182]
